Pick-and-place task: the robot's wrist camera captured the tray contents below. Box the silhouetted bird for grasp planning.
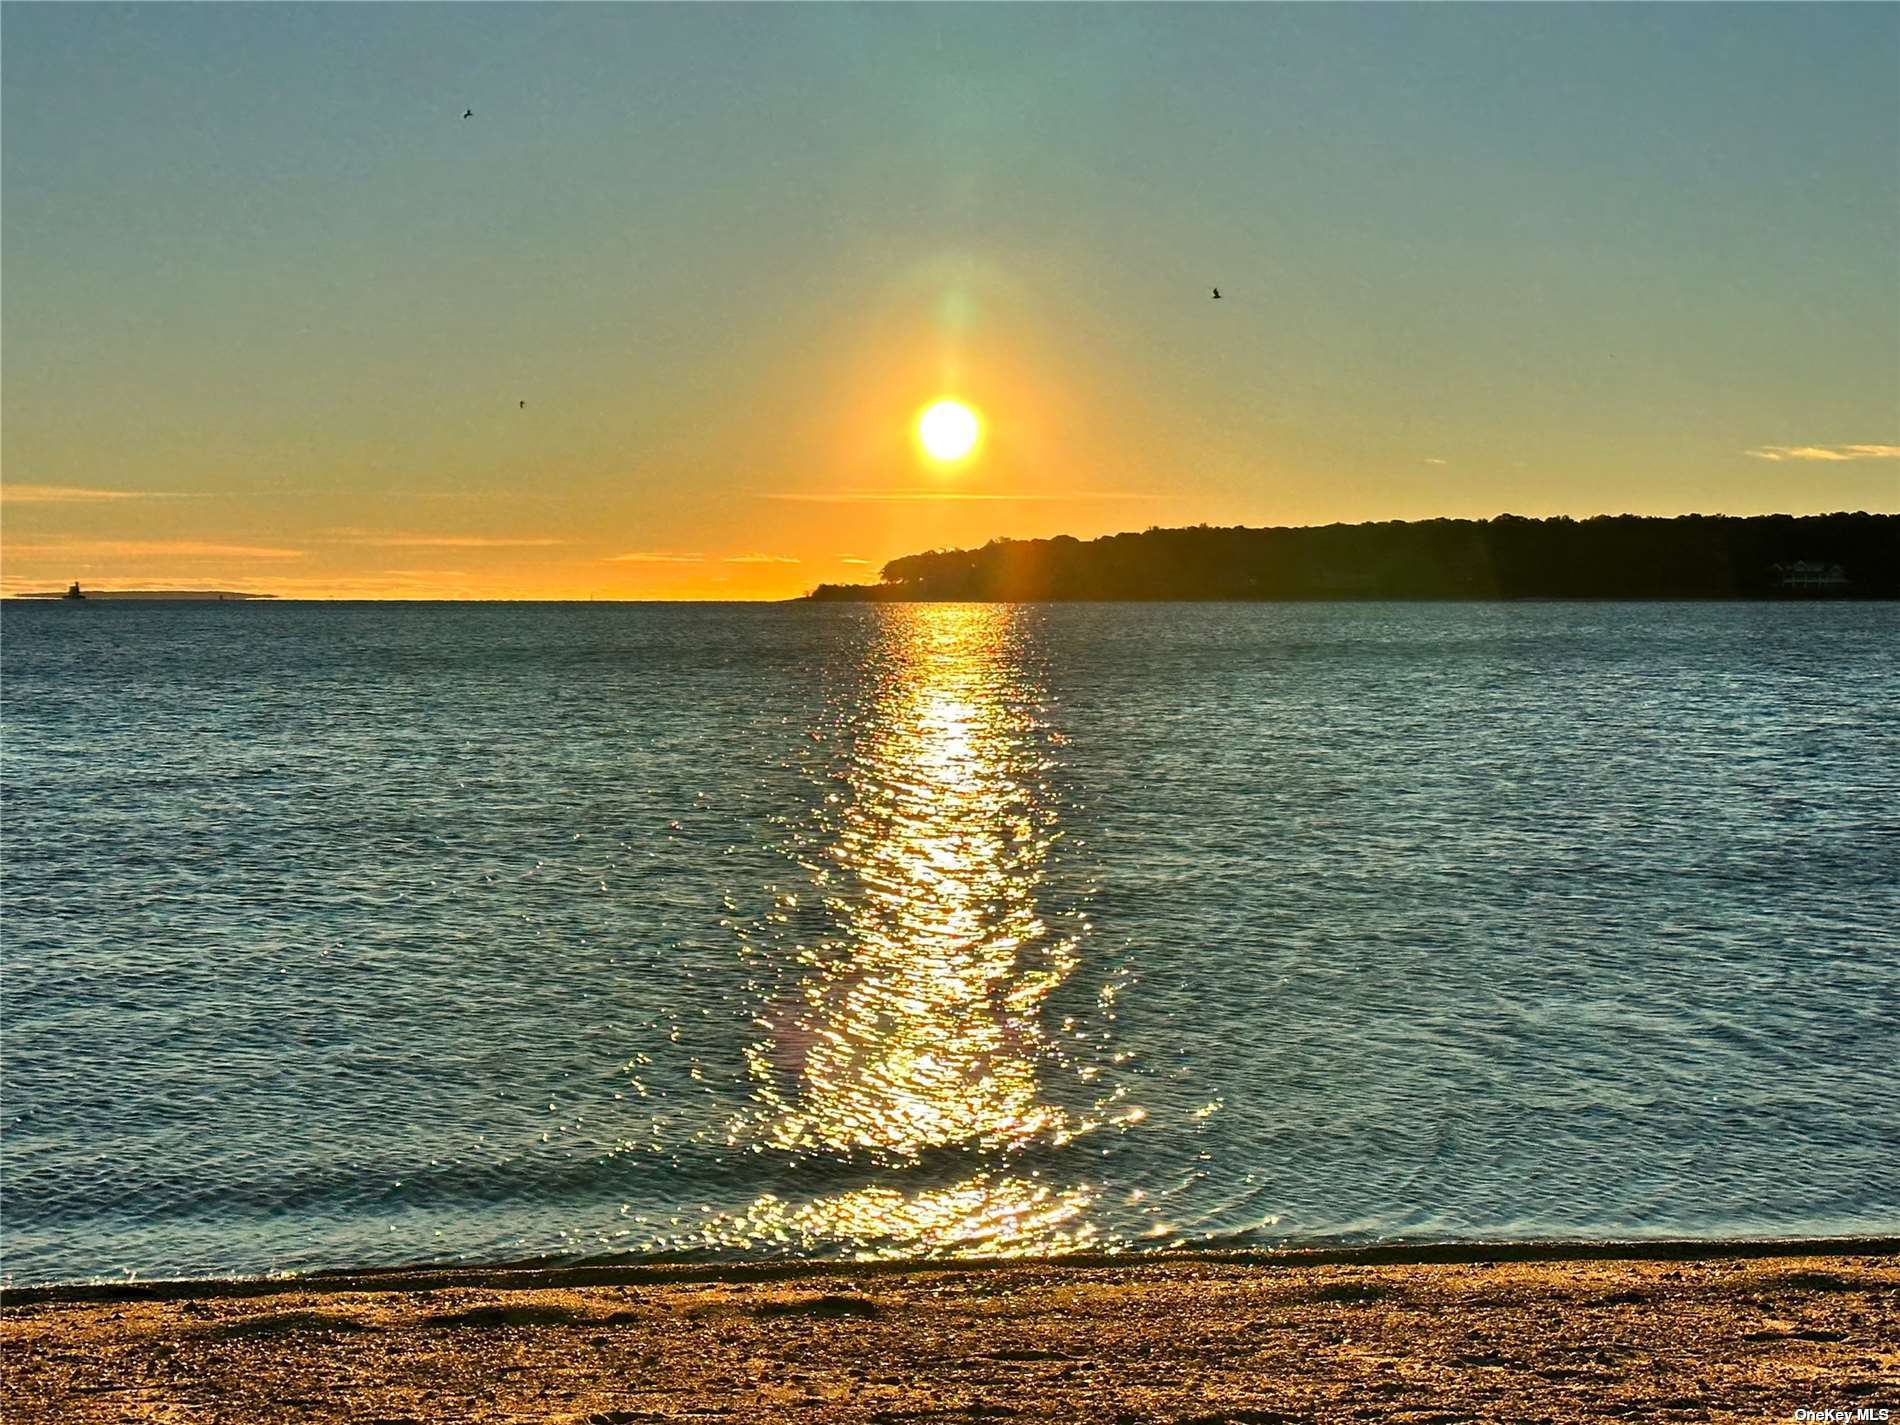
[519,400,526,408]
[1212,288,1222,299]
[463,109,474,119]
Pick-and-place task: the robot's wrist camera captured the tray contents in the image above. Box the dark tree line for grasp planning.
[808,513,1899,601]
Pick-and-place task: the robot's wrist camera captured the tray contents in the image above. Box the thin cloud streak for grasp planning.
[1,484,191,504]
[759,490,1164,504]
[1745,444,1900,462]
[4,540,306,559]
[327,535,566,548]
[723,554,800,564]
[607,551,705,563]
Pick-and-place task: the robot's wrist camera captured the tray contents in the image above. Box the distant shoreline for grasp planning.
[804,589,1900,603]
[10,590,274,601]
[7,593,1895,606]
[809,512,1900,602]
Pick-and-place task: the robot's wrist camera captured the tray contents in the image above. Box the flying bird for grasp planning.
[463,109,474,119]
[1212,288,1222,299]
[519,400,526,409]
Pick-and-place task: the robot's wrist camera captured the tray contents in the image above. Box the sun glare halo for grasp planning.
[917,399,981,464]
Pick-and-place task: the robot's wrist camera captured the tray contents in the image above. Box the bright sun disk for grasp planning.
[917,400,981,463]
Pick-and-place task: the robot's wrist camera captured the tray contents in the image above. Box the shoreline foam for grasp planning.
[8,1233,1896,1306]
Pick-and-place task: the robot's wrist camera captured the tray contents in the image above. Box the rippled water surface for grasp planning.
[4,601,1896,1284]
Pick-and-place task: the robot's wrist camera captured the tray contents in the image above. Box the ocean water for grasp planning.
[2,600,1895,1286]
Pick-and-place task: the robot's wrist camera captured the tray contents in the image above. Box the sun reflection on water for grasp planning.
[722,605,1096,1257]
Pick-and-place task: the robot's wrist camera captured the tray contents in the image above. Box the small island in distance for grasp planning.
[13,586,275,601]
[808,512,1899,602]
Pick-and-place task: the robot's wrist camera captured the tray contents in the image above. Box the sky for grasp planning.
[3,2,1896,599]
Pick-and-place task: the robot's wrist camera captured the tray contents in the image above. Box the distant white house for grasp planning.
[1772,561,1849,591]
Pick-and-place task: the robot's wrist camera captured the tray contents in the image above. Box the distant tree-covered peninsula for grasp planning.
[808,513,1898,602]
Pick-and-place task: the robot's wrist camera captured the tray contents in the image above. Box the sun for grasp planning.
[916,399,981,464]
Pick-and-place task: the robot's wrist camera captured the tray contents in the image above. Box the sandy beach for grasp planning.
[4,1241,1893,1423]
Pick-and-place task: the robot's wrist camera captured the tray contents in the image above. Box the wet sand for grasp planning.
[4,1242,1894,1423]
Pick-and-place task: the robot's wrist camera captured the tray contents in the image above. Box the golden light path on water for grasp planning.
[720,605,1099,1257]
